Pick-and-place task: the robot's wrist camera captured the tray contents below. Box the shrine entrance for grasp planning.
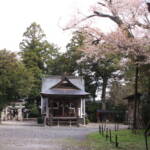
[48,97,79,118]
[43,96,82,126]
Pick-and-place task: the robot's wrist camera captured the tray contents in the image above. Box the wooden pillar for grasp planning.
[82,99,86,125]
[49,99,53,126]
[43,97,49,126]
[46,98,49,118]
[62,103,65,117]
[77,100,80,117]
[41,96,46,115]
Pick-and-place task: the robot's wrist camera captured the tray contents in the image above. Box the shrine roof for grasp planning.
[41,75,90,96]
[123,93,142,101]
[41,88,89,96]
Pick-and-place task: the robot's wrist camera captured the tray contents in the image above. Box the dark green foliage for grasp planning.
[139,64,150,93]
[141,94,150,126]
[48,31,84,75]
[27,103,40,118]
[86,101,100,122]
[110,105,126,123]
[81,52,122,109]
[37,116,44,124]
[19,22,59,97]
[0,49,34,109]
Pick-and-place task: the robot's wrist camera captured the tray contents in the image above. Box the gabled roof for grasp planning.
[50,76,80,90]
[40,75,89,97]
[123,93,142,101]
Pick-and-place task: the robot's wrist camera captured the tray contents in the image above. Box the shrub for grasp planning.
[86,101,100,122]
[37,116,44,124]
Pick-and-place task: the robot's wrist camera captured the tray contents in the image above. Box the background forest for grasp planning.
[0,0,150,126]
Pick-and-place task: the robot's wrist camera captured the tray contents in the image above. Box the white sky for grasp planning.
[0,0,116,53]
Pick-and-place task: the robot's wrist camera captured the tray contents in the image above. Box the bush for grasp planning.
[37,116,44,124]
[85,117,90,124]
[86,101,100,122]
[27,103,40,118]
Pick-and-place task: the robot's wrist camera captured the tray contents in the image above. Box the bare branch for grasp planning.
[97,2,106,7]
[93,11,134,38]
[93,11,122,25]
[63,15,96,30]
[134,21,150,30]
[105,0,112,4]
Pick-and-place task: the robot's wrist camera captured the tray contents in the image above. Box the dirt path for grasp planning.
[0,121,128,150]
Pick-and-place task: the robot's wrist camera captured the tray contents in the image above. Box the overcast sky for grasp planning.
[0,0,116,52]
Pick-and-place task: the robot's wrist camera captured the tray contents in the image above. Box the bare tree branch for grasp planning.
[97,2,106,7]
[63,15,97,31]
[93,11,134,38]
[135,21,150,30]
[93,11,122,25]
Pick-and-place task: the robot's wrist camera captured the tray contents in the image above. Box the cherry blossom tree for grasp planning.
[77,28,150,128]
[64,0,150,127]
[64,0,150,38]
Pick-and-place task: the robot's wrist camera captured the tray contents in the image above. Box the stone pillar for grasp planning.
[18,108,23,121]
[80,99,82,118]
[5,107,8,121]
[1,110,5,121]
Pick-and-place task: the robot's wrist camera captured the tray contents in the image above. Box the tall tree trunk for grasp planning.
[133,63,139,130]
[101,77,108,110]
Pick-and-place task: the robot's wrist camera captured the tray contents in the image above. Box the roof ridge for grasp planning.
[42,75,83,79]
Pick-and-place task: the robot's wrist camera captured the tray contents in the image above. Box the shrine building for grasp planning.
[40,75,89,126]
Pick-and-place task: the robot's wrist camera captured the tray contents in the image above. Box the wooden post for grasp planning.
[145,121,150,150]
[106,128,109,140]
[102,123,104,136]
[99,125,101,134]
[115,134,119,148]
[105,121,107,130]
[109,129,112,142]
[145,133,148,150]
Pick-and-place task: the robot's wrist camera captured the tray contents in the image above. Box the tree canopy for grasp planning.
[0,49,33,109]
[19,22,59,97]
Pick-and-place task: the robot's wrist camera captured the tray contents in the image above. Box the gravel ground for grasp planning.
[0,121,128,150]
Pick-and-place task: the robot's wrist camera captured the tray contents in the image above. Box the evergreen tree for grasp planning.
[0,49,33,110]
[48,31,84,75]
[19,22,59,97]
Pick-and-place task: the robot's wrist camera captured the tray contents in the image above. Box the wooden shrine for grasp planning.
[40,75,89,126]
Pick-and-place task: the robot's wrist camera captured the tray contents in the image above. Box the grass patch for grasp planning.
[86,129,150,150]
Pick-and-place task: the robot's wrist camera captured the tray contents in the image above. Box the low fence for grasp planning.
[98,122,120,148]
